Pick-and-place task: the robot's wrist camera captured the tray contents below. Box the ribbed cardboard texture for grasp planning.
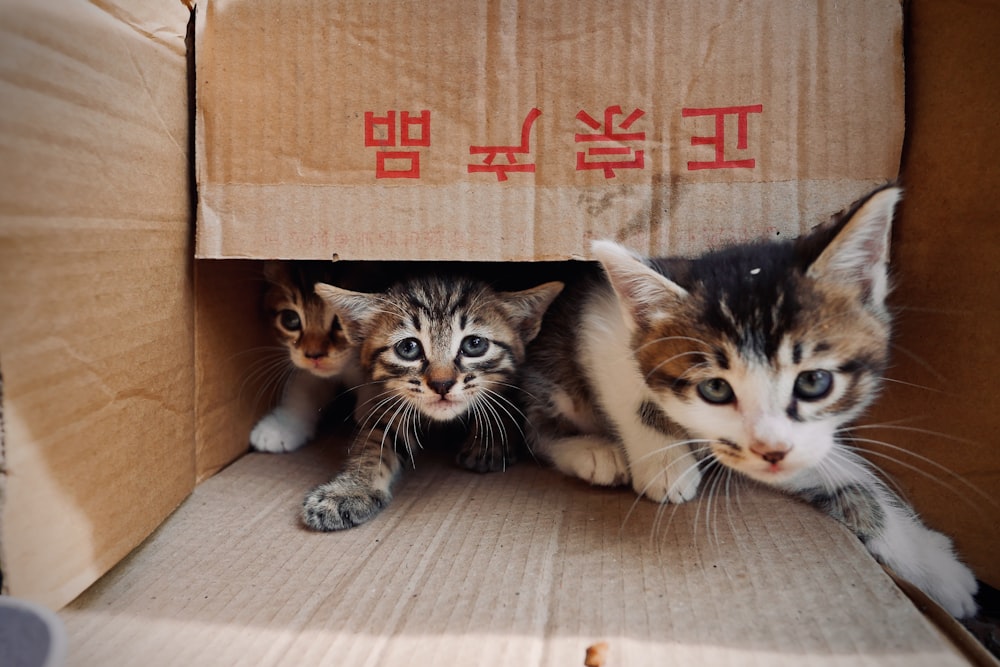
[0,0,995,664]
[195,0,904,261]
[0,0,193,609]
[60,441,973,666]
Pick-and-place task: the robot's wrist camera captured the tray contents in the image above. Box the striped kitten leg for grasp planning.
[301,438,403,531]
[301,386,405,531]
[785,459,978,618]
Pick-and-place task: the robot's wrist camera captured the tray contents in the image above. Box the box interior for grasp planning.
[0,0,998,664]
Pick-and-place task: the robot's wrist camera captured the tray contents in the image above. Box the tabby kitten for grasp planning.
[301,274,563,531]
[522,185,978,618]
[249,261,363,454]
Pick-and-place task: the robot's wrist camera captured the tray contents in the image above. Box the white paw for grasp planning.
[550,437,630,486]
[249,409,312,453]
[907,530,978,618]
[631,448,702,504]
[873,523,978,618]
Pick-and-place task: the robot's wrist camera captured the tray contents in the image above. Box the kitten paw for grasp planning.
[869,519,979,618]
[631,449,702,505]
[301,479,390,531]
[900,530,978,618]
[249,409,312,453]
[456,440,513,473]
[547,437,630,486]
[927,557,979,619]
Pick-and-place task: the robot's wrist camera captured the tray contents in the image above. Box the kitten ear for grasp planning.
[313,282,378,345]
[501,281,564,344]
[807,185,901,313]
[591,240,688,330]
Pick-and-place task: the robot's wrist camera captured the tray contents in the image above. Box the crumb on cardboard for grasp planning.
[584,641,609,667]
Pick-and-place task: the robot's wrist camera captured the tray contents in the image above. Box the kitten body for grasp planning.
[522,186,978,618]
[302,274,563,531]
[249,262,364,454]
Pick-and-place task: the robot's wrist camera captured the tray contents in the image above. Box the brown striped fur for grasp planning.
[301,274,562,531]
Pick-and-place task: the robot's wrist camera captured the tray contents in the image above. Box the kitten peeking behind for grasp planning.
[249,261,364,455]
[521,185,979,618]
[301,274,563,532]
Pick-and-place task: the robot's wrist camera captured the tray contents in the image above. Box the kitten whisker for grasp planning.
[878,376,944,394]
[888,342,949,386]
[645,351,711,381]
[841,423,979,446]
[825,447,910,503]
[841,440,998,512]
[479,388,527,442]
[629,438,714,467]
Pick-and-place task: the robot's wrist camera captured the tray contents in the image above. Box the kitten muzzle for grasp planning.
[748,440,794,474]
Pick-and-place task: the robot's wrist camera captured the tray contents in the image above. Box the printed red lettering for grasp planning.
[364,110,431,179]
[468,108,542,181]
[575,106,646,178]
[682,104,762,170]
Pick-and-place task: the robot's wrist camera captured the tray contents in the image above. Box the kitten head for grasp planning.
[262,261,354,378]
[596,185,901,486]
[315,276,563,422]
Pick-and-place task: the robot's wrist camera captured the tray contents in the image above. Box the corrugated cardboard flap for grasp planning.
[195,0,903,261]
[0,0,193,608]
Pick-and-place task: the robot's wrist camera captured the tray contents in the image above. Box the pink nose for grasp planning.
[749,441,790,464]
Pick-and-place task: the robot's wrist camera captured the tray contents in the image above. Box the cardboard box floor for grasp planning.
[60,433,977,667]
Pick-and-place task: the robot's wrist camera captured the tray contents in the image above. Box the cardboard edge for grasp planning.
[886,567,1000,667]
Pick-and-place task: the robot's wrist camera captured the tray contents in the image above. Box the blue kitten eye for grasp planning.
[697,378,735,404]
[394,338,423,361]
[460,335,489,357]
[279,309,301,332]
[794,370,833,400]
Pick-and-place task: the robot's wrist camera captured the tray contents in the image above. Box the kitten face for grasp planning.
[597,185,899,485]
[263,262,354,378]
[316,276,563,423]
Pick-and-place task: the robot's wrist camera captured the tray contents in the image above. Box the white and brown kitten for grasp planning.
[249,261,363,454]
[521,185,978,618]
[302,274,563,531]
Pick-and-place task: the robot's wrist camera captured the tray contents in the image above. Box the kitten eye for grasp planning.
[278,309,301,332]
[394,338,423,361]
[697,378,735,405]
[794,370,833,400]
[460,335,489,357]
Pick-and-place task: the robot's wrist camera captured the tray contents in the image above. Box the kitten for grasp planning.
[249,261,363,454]
[301,274,563,531]
[521,185,979,618]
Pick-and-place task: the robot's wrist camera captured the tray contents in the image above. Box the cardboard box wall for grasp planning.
[196,0,904,262]
[0,0,997,664]
[0,0,194,610]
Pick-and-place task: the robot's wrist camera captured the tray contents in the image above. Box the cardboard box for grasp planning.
[0,0,194,611]
[1,0,998,665]
[194,0,903,261]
